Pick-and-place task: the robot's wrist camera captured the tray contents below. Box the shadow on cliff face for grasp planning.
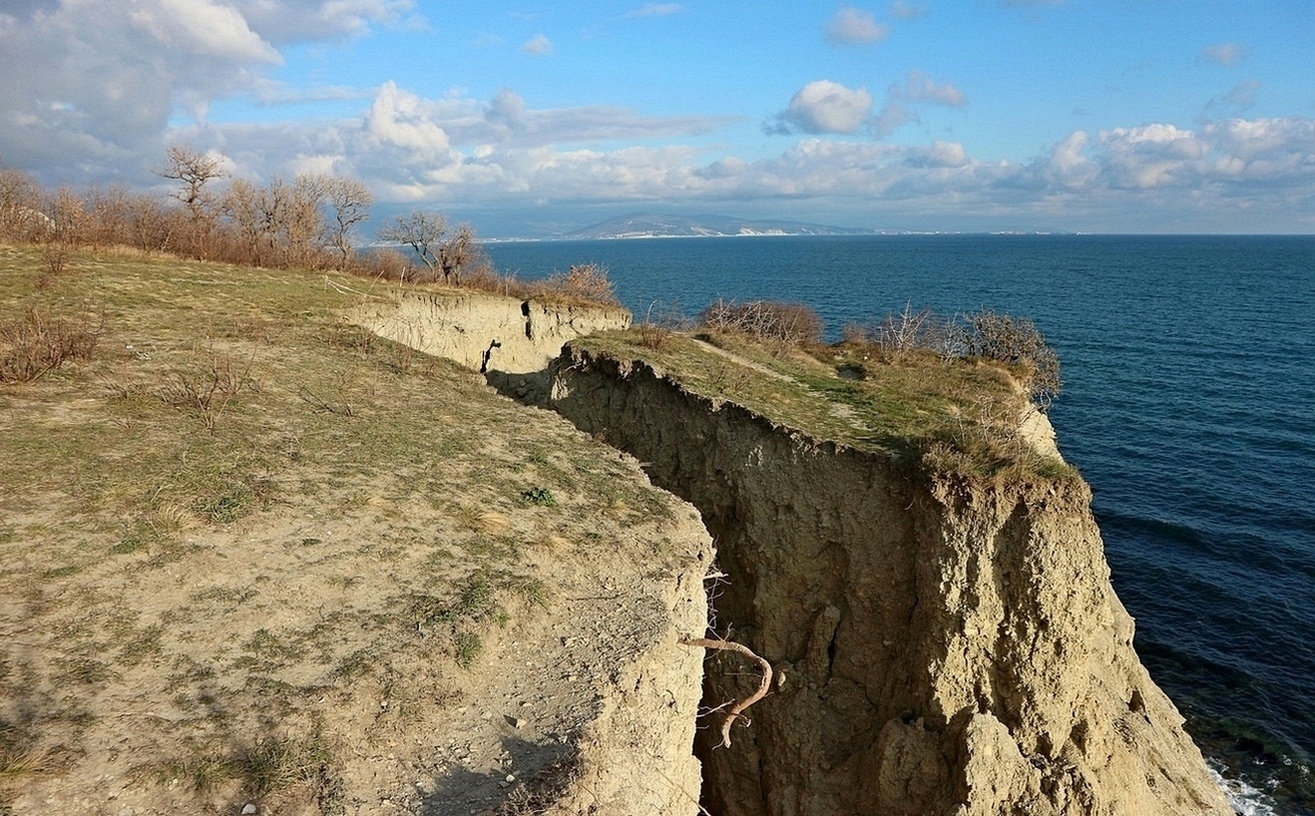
[485,368,553,406]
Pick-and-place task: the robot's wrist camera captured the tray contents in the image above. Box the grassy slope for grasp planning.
[575,328,1076,480]
[0,247,683,813]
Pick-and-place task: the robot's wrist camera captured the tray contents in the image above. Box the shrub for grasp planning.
[699,299,823,348]
[531,263,619,306]
[637,301,686,351]
[957,309,1060,410]
[34,243,71,289]
[845,305,1061,411]
[0,305,102,383]
[520,486,557,507]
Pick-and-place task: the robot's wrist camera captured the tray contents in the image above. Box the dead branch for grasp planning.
[679,635,773,748]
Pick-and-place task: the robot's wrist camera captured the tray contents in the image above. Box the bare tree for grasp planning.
[157,145,226,220]
[0,165,44,240]
[439,222,477,286]
[221,178,270,265]
[322,176,372,268]
[45,186,89,245]
[279,174,327,267]
[156,145,227,257]
[378,210,449,282]
[127,193,174,252]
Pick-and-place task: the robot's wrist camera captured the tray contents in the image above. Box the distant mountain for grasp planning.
[563,213,874,240]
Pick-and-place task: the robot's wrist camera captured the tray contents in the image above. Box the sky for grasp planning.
[1,0,1313,237]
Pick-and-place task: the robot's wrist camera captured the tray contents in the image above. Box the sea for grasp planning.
[484,234,1315,816]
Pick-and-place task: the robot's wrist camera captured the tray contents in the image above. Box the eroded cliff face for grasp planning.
[549,346,1231,816]
[349,289,631,375]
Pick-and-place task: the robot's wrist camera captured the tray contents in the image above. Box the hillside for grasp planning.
[0,247,709,815]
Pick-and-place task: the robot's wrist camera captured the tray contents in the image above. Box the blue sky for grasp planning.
[1,0,1313,236]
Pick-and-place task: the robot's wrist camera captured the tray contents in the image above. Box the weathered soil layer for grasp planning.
[549,345,1231,816]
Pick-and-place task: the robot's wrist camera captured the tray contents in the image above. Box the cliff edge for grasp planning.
[548,341,1230,816]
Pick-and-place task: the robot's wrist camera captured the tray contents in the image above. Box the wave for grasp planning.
[1211,763,1285,816]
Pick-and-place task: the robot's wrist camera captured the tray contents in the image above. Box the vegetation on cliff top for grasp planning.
[579,300,1075,480]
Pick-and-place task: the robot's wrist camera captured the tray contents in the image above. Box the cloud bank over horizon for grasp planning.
[1,0,1312,235]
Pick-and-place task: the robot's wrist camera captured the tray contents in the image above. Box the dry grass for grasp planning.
[0,244,690,812]
[577,327,1076,481]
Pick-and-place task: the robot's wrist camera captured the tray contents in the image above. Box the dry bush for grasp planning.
[35,243,71,289]
[637,300,686,351]
[853,305,1062,411]
[0,305,103,383]
[699,299,823,349]
[957,309,1061,410]
[877,302,937,353]
[531,263,619,306]
[462,262,532,299]
[351,247,411,282]
[158,351,260,431]
[0,165,45,241]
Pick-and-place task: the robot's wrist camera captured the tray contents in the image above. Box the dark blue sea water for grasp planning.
[486,234,1315,815]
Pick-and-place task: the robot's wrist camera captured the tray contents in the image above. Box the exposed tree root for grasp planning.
[680,636,773,748]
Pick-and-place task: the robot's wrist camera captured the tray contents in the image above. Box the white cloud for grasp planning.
[902,71,967,106]
[770,81,874,135]
[889,1,926,21]
[1202,42,1248,67]
[905,140,968,168]
[521,33,554,56]
[825,7,888,45]
[871,101,911,138]
[228,0,417,43]
[0,0,410,181]
[1207,80,1262,114]
[133,0,279,63]
[365,81,454,158]
[766,72,965,139]
[627,3,684,17]
[1205,117,1315,163]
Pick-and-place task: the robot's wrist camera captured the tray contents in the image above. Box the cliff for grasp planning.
[345,289,1231,815]
[547,343,1231,816]
[348,288,631,375]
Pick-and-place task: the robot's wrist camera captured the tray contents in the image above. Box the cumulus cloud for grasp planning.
[905,140,968,168]
[521,33,554,56]
[365,81,454,158]
[0,0,410,182]
[627,3,684,17]
[202,108,1315,232]
[768,81,874,135]
[766,72,966,139]
[1201,42,1248,66]
[825,7,888,45]
[867,71,968,136]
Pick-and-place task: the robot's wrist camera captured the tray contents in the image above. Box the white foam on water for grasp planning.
[1209,761,1282,816]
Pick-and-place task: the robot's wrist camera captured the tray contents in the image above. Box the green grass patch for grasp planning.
[574,328,1078,481]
